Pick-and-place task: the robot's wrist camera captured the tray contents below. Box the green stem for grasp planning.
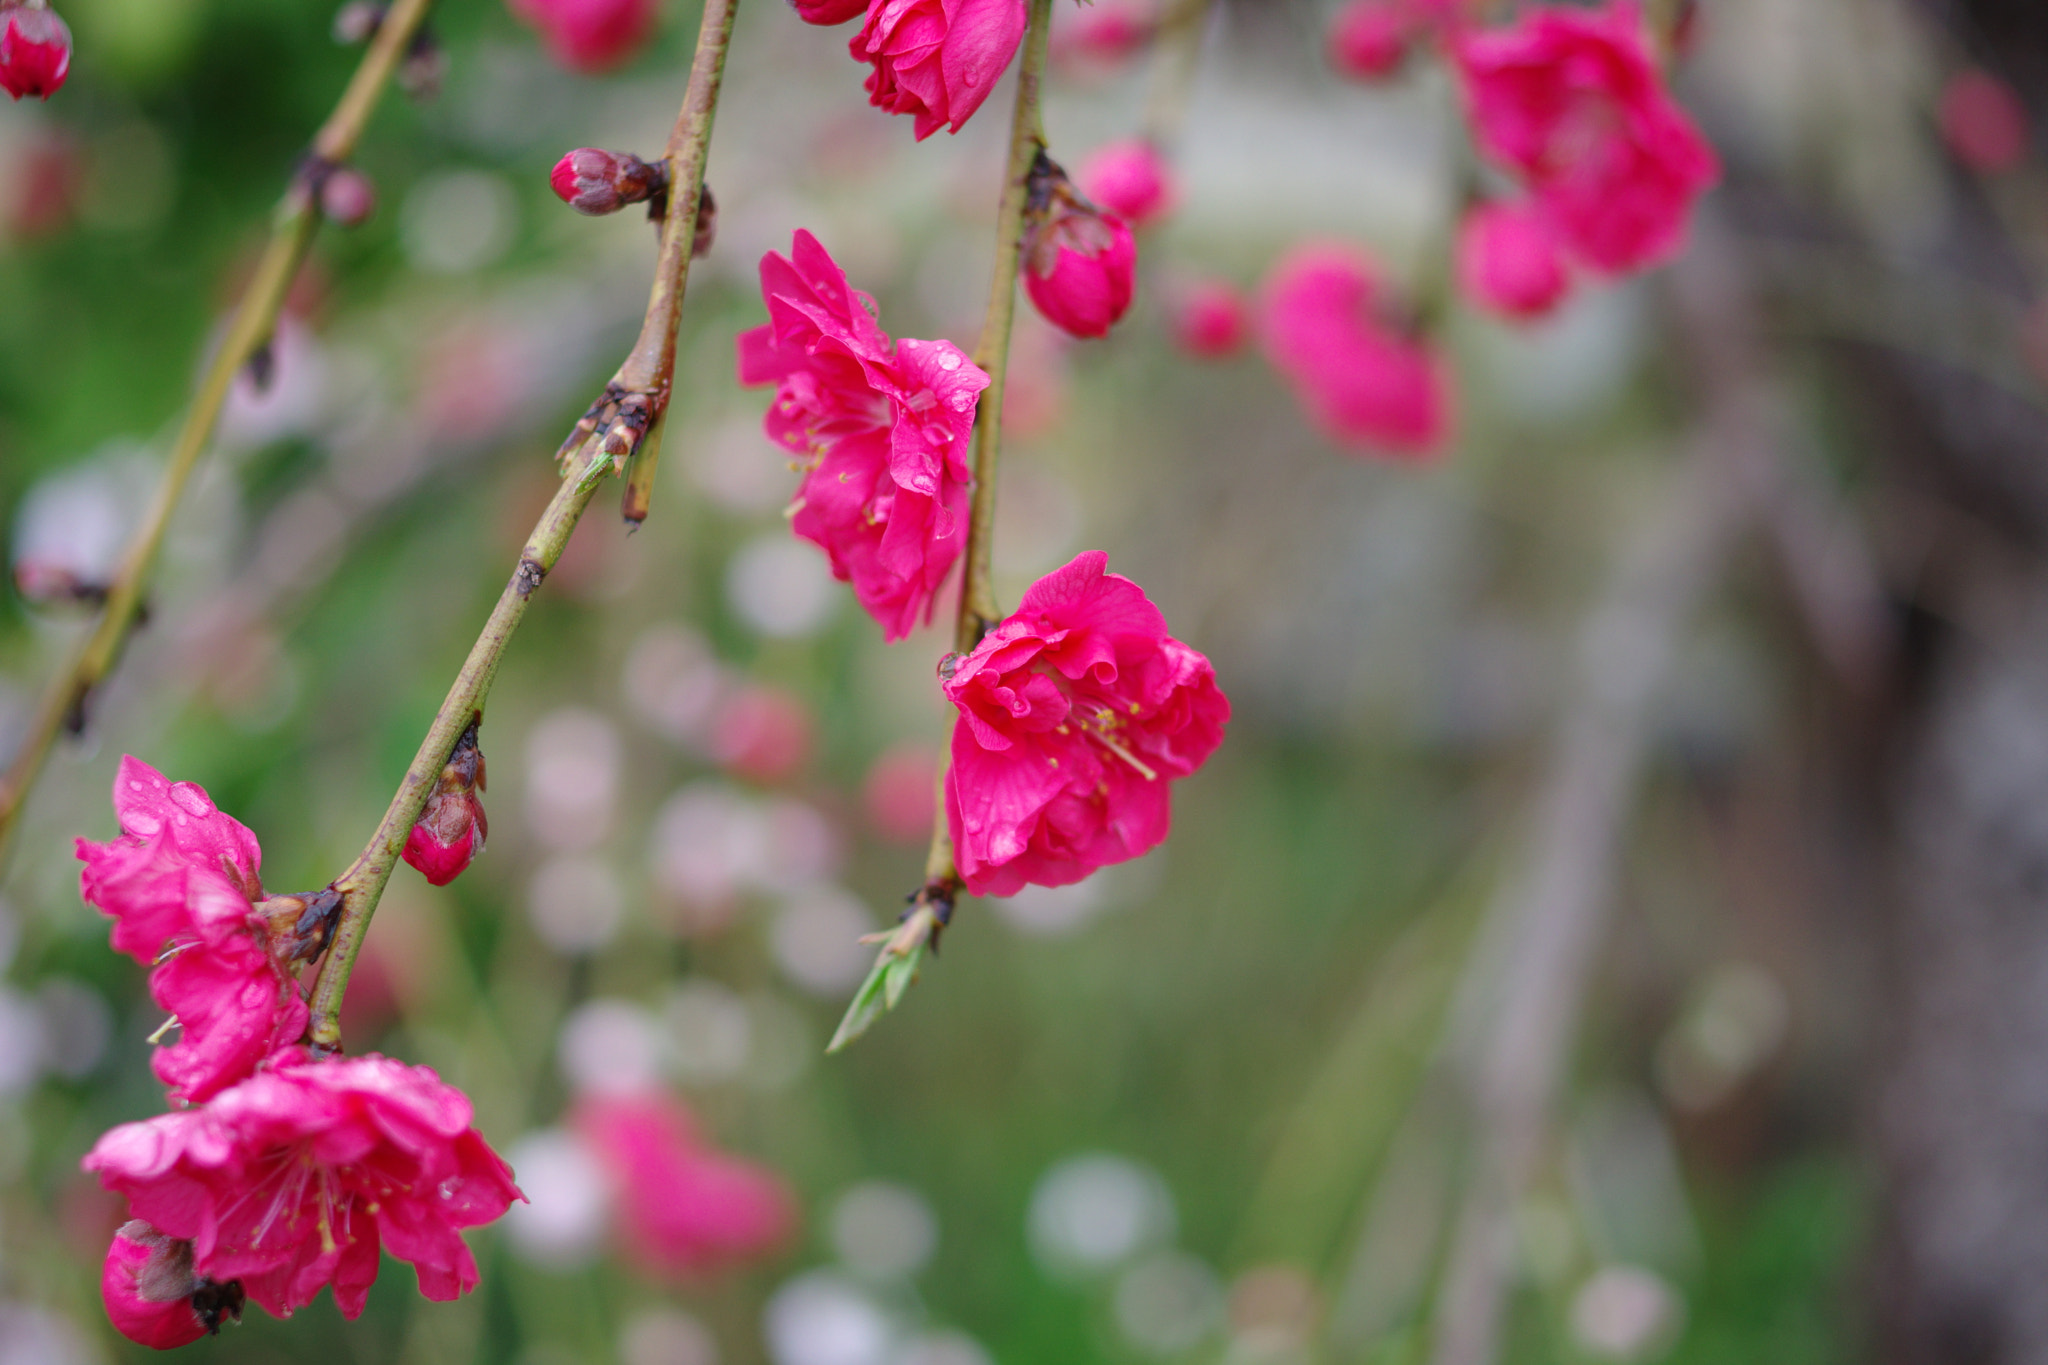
[0,0,437,864]
[307,0,739,1050]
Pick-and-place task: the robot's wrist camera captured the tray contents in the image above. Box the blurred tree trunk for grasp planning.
[1871,8,2048,1361]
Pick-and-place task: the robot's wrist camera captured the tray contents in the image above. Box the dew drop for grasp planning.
[937,352,962,372]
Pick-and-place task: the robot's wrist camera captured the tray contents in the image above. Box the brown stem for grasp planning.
[0,0,438,865]
[307,0,738,1050]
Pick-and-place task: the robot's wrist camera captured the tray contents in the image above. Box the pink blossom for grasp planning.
[0,2,71,101]
[84,1051,522,1322]
[1167,278,1249,358]
[1024,200,1137,339]
[943,551,1229,896]
[850,0,1027,140]
[864,742,938,843]
[1327,0,1411,79]
[1939,69,2029,174]
[709,684,813,783]
[403,722,488,887]
[1259,242,1454,458]
[572,1091,795,1279]
[791,0,867,24]
[506,0,658,72]
[1455,198,1570,320]
[101,1221,242,1349]
[1076,139,1176,228]
[1050,3,1151,72]
[1453,1,1718,274]
[76,757,307,1105]
[737,231,989,641]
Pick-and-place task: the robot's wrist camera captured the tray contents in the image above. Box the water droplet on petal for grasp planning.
[937,352,962,372]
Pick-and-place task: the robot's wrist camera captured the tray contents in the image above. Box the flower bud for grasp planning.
[1075,138,1175,229]
[319,166,377,226]
[258,886,344,965]
[331,0,386,43]
[1327,0,1411,80]
[1022,162,1136,339]
[550,147,667,217]
[399,28,446,99]
[1167,278,1248,359]
[1939,69,2029,175]
[101,1222,244,1350]
[1454,199,1569,320]
[1,1,73,102]
[788,0,865,24]
[403,720,488,886]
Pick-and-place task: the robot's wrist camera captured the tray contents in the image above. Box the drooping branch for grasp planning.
[0,0,438,863]
[306,0,739,1050]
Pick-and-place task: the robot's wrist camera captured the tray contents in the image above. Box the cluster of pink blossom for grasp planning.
[75,758,522,1347]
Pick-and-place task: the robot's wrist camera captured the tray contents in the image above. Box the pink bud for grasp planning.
[1327,0,1410,80]
[1076,138,1176,229]
[789,0,866,24]
[550,146,666,216]
[0,2,73,101]
[403,722,488,886]
[1168,278,1248,358]
[1939,69,2029,174]
[1024,194,1137,340]
[1050,4,1151,72]
[319,166,377,227]
[507,0,658,73]
[1454,199,1569,321]
[101,1222,243,1349]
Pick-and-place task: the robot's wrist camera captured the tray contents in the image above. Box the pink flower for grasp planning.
[1050,2,1151,72]
[1453,1,1718,274]
[864,742,938,843]
[1939,69,2029,174]
[1167,278,1249,358]
[572,1091,795,1279]
[791,0,867,23]
[1076,139,1176,228]
[943,551,1229,896]
[708,684,813,783]
[1259,241,1454,458]
[506,0,657,72]
[83,1051,522,1322]
[403,722,488,887]
[1455,198,1570,320]
[1024,197,1137,339]
[1327,0,1412,79]
[101,1221,243,1349]
[850,0,1027,139]
[0,1,71,101]
[737,230,989,641]
[76,757,308,1104]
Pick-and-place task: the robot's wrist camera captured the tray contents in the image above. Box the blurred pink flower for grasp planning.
[1259,242,1453,458]
[1168,278,1249,358]
[1024,200,1137,339]
[944,551,1230,896]
[76,756,307,1105]
[101,1221,240,1349]
[791,0,868,23]
[572,1091,796,1279]
[709,685,814,784]
[1050,2,1151,72]
[0,2,71,101]
[507,0,657,72]
[1453,0,1718,274]
[850,0,1027,140]
[1455,198,1570,320]
[1939,69,2029,174]
[84,1051,522,1322]
[1076,139,1176,228]
[737,230,989,641]
[1327,0,1412,79]
[864,742,938,843]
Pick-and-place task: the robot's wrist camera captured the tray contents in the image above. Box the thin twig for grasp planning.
[306,0,738,1049]
[0,0,437,863]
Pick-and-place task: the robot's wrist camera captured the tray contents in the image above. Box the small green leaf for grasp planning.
[826,953,896,1054]
[882,941,923,1009]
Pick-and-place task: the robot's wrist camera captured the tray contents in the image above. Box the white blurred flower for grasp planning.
[525,707,623,852]
[527,855,626,956]
[663,978,753,1086]
[10,445,152,597]
[691,415,799,514]
[0,1303,97,1365]
[220,319,327,450]
[989,879,1108,937]
[35,978,110,1080]
[765,1272,897,1365]
[770,886,877,997]
[624,622,730,747]
[1568,1265,1683,1362]
[1115,1252,1225,1356]
[0,988,45,1097]
[501,1129,609,1271]
[622,1306,720,1365]
[401,169,518,274]
[727,535,839,639]
[557,998,663,1095]
[650,782,773,917]
[1028,1154,1177,1279]
[830,1181,938,1283]
[756,798,844,894]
